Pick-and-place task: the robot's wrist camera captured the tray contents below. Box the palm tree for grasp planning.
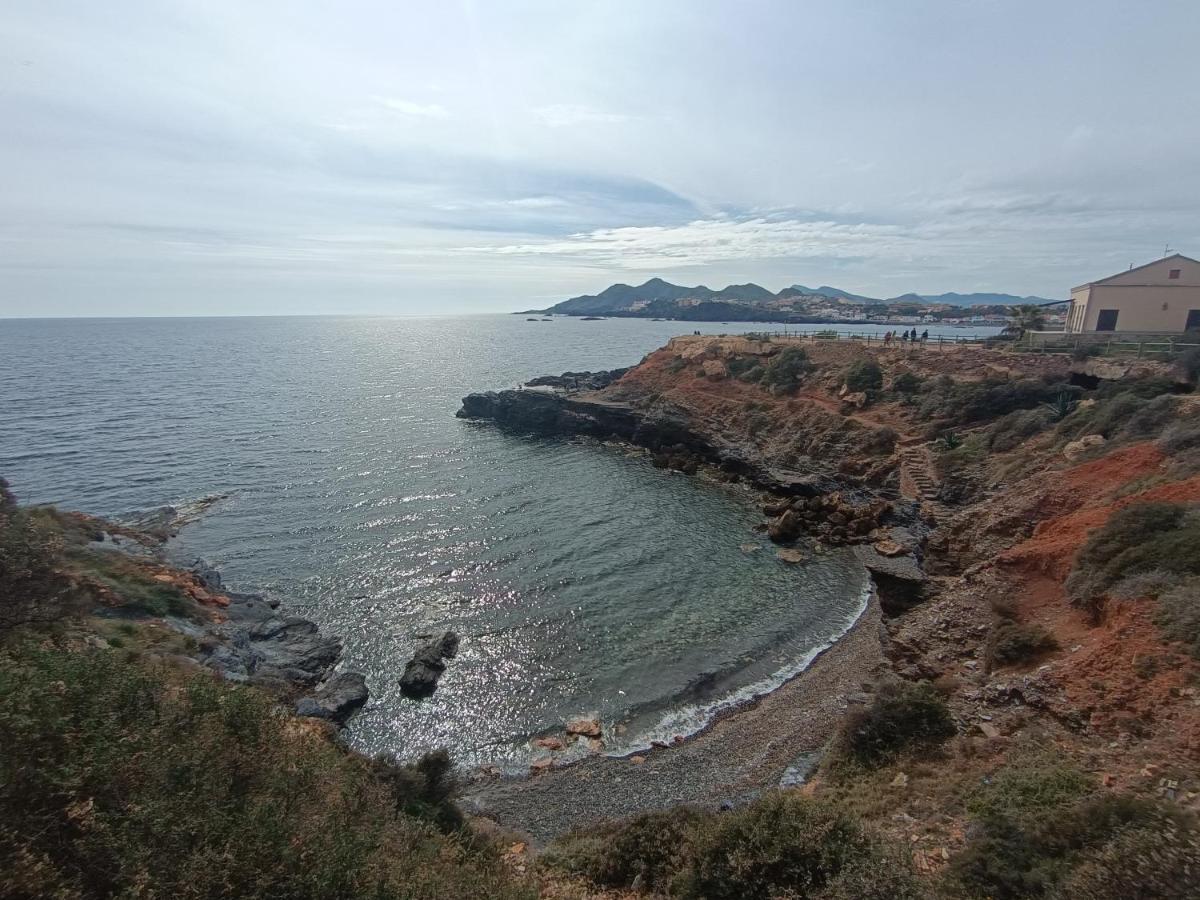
[1003,304,1047,340]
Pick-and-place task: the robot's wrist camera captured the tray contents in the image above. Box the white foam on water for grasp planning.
[608,578,873,757]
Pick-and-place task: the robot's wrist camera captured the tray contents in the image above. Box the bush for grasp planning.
[1155,577,1200,658]
[986,621,1059,668]
[831,681,955,767]
[1072,343,1102,361]
[1124,394,1178,438]
[892,371,922,394]
[545,796,922,900]
[1094,376,1179,401]
[1067,502,1200,607]
[988,408,1050,453]
[844,360,883,393]
[1107,569,1184,600]
[948,762,1197,900]
[682,794,921,900]
[666,356,687,374]
[0,646,531,900]
[0,503,77,631]
[918,377,1082,427]
[726,354,764,382]
[1050,803,1200,899]
[1159,417,1200,455]
[1176,347,1200,383]
[543,807,707,894]
[760,347,813,393]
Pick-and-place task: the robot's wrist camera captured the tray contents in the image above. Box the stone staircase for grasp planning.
[899,443,948,522]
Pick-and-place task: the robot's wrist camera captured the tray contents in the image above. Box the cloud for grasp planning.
[460,216,912,268]
[373,97,451,119]
[533,104,630,127]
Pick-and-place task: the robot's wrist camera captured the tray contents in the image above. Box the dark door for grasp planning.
[1186,310,1200,331]
[1096,309,1119,332]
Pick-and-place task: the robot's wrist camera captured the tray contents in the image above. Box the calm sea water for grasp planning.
[0,314,977,766]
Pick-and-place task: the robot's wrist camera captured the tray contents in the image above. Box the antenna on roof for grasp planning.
[1165,243,1175,257]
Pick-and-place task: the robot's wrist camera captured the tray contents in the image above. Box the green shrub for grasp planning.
[1159,417,1200,455]
[1107,569,1184,600]
[543,807,707,894]
[0,646,531,900]
[892,372,922,394]
[0,502,77,631]
[1067,502,1200,608]
[1094,376,1178,401]
[1176,347,1200,383]
[986,621,1059,668]
[987,408,1050,452]
[844,360,883,393]
[1050,803,1200,899]
[666,356,688,374]
[726,354,764,382]
[1155,577,1200,658]
[1072,343,1102,361]
[949,762,1196,900]
[545,796,922,900]
[682,794,920,900]
[760,347,813,393]
[831,681,955,767]
[920,378,1079,427]
[1124,394,1178,438]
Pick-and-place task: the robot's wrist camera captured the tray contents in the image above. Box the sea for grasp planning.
[0,315,993,767]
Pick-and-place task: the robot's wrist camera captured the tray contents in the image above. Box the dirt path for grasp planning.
[463,597,886,844]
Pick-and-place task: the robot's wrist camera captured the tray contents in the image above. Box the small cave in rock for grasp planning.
[1068,371,1101,390]
[873,572,927,617]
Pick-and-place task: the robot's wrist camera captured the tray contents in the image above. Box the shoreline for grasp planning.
[464,586,887,843]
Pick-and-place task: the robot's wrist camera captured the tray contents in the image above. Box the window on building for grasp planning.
[1186,310,1200,331]
[1170,269,1181,279]
[1096,309,1119,331]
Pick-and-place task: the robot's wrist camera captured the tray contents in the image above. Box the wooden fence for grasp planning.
[738,329,990,347]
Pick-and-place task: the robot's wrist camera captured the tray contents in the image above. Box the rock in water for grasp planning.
[399,631,460,698]
[565,715,602,738]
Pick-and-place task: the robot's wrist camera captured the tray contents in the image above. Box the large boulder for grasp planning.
[295,672,369,724]
[768,508,805,544]
[399,631,460,698]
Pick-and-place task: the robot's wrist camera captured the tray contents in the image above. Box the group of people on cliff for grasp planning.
[883,328,928,345]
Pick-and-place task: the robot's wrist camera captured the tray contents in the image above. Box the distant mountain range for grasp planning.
[522,278,1056,319]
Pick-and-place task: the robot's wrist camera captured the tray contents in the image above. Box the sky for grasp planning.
[2,0,1198,317]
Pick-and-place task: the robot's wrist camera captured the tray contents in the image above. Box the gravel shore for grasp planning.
[463,593,888,844]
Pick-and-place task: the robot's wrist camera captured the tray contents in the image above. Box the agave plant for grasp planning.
[937,431,963,450]
[1043,391,1079,422]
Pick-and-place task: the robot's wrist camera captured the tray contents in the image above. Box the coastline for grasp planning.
[465,587,887,843]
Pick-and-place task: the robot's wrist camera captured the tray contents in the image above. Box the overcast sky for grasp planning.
[3,1,1198,316]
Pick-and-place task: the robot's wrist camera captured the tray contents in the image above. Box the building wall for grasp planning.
[1067,257,1200,333]
[1079,285,1200,332]
[1066,287,1090,332]
[1092,256,1200,288]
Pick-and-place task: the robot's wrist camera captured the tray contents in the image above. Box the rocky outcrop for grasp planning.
[765,492,890,545]
[399,631,460,698]
[458,386,843,498]
[295,672,369,724]
[853,544,927,615]
[154,558,370,725]
[524,368,630,391]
